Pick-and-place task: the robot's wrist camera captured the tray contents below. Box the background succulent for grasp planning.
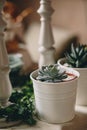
[36,64,67,83]
[65,43,87,68]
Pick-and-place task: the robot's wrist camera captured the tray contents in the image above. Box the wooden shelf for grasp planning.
[2,105,87,130]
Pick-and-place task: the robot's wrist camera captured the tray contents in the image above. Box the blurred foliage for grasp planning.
[0,80,36,126]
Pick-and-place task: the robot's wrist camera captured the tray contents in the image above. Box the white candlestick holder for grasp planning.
[37,0,55,68]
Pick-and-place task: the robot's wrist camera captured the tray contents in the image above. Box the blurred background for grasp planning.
[0,0,87,86]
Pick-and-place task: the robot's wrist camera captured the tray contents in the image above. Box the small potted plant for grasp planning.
[30,64,79,123]
[58,43,87,105]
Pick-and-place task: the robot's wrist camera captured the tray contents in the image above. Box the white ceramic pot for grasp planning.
[58,58,87,106]
[30,67,79,123]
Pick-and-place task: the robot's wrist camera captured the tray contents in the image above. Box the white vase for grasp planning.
[30,67,79,123]
[58,58,87,106]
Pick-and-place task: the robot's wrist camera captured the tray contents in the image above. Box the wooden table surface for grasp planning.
[0,105,87,130]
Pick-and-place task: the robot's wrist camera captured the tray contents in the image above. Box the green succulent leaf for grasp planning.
[65,43,87,68]
[71,43,77,59]
[36,64,68,83]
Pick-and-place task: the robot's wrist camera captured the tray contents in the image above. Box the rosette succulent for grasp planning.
[65,43,87,68]
[36,64,67,83]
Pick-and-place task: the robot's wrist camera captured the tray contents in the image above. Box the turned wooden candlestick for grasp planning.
[37,0,55,68]
[0,33,12,107]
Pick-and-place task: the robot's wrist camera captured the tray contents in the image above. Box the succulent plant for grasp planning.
[65,43,87,68]
[36,64,67,83]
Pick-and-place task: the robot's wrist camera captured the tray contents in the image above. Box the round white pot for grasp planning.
[58,58,87,106]
[30,68,79,124]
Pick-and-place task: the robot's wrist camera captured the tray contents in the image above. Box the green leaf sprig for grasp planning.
[0,80,36,126]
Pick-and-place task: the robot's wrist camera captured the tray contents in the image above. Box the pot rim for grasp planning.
[30,68,80,85]
[58,57,87,70]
